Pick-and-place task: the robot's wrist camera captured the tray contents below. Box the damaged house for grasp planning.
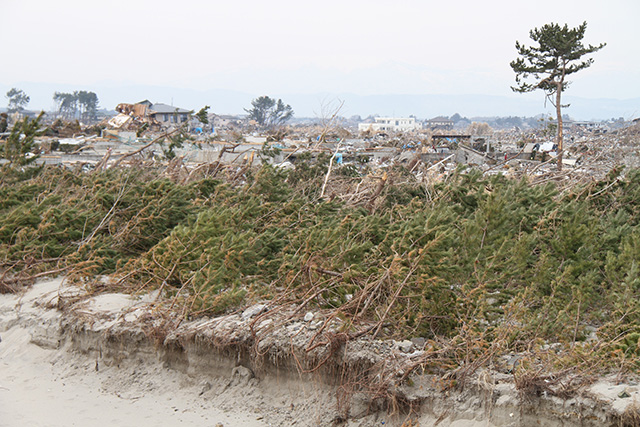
[108,100,193,130]
[146,103,192,125]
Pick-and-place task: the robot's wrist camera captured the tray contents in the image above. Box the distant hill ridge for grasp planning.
[2,82,638,121]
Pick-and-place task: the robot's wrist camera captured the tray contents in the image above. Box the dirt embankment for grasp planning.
[1,278,638,427]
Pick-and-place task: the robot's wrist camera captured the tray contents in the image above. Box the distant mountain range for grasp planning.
[1,82,638,121]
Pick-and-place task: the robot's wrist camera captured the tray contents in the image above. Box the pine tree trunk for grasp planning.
[555,82,564,171]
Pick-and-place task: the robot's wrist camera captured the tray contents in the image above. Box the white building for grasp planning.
[358,117,422,133]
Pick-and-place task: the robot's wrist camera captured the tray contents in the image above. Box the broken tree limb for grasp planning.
[313,99,345,150]
[319,140,342,200]
[92,147,112,173]
[426,154,455,171]
[70,145,95,155]
[110,129,179,168]
[366,171,389,209]
[78,175,129,249]
[483,144,527,174]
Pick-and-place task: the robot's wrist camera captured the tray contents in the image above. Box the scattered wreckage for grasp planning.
[4,103,638,186]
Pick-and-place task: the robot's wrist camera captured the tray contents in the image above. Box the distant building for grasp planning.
[569,121,605,131]
[10,110,42,120]
[358,117,422,132]
[111,100,193,129]
[147,103,192,125]
[212,114,243,129]
[425,116,454,131]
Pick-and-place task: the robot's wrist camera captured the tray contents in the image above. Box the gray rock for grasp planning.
[395,340,414,353]
[199,381,212,395]
[257,319,273,329]
[231,366,255,386]
[241,304,267,321]
[308,320,322,330]
[410,337,425,349]
[304,312,314,322]
[504,354,522,373]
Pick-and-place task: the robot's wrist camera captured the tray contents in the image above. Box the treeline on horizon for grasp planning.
[5,86,628,132]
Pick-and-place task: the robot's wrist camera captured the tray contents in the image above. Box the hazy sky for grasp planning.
[2,0,639,113]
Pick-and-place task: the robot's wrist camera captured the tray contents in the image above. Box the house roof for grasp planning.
[427,116,453,123]
[148,103,192,114]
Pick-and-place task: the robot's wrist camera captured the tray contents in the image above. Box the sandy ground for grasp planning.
[0,279,485,427]
[0,279,267,427]
[1,278,635,427]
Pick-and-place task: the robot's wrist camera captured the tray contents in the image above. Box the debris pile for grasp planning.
[107,102,161,131]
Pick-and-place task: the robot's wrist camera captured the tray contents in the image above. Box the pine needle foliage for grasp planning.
[4,163,640,376]
[0,112,45,172]
[0,167,204,276]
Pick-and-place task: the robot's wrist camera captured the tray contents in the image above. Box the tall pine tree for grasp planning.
[510,22,605,169]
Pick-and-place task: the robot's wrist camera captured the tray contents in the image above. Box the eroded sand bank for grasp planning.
[0,279,266,427]
[1,278,637,427]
